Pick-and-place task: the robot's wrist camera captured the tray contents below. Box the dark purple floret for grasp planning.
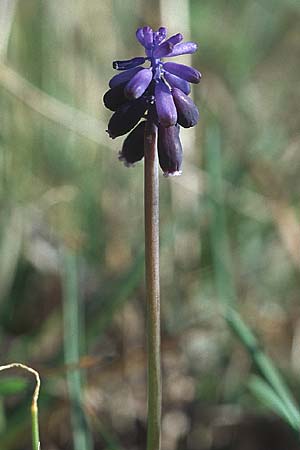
[107,98,148,139]
[119,121,146,166]
[158,124,183,176]
[103,25,201,175]
[103,83,128,111]
[171,88,199,128]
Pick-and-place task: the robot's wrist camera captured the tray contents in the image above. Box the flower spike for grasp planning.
[103,26,202,175]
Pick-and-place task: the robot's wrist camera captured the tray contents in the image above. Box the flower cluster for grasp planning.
[103,26,201,176]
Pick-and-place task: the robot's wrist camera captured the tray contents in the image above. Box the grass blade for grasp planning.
[206,123,236,306]
[249,375,299,430]
[226,308,300,429]
[206,122,300,430]
[62,249,93,450]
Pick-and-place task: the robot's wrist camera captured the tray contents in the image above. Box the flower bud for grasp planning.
[153,41,173,58]
[125,68,153,99]
[109,67,143,88]
[154,27,167,45]
[163,62,201,84]
[172,87,199,128]
[136,28,145,46]
[113,57,146,70]
[155,80,177,128]
[143,26,154,49]
[164,72,191,95]
[164,33,183,46]
[119,121,145,166]
[166,42,198,57]
[107,98,148,139]
[158,124,183,176]
[103,83,127,111]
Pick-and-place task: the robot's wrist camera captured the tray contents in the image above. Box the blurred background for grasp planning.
[0,0,300,449]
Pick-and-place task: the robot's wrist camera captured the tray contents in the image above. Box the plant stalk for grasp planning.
[0,363,41,450]
[144,120,161,450]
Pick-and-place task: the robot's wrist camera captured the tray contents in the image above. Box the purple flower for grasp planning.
[158,124,183,176]
[119,121,146,166]
[171,88,199,128]
[103,26,201,176]
[107,97,148,139]
[155,79,177,127]
[124,68,153,99]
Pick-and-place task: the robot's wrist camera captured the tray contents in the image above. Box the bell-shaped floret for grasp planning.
[153,41,174,58]
[172,88,199,128]
[109,67,143,88]
[113,57,146,71]
[158,124,183,176]
[153,27,167,45]
[136,28,145,46]
[103,83,128,111]
[119,121,146,166]
[155,80,177,128]
[124,68,153,100]
[164,33,183,46]
[107,98,148,139]
[166,41,198,57]
[142,26,154,49]
[164,72,191,95]
[163,62,201,84]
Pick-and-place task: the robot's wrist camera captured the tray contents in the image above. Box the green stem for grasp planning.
[31,403,40,450]
[144,121,161,450]
[0,363,41,450]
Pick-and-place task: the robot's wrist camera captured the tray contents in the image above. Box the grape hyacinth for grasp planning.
[103,26,201,176]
